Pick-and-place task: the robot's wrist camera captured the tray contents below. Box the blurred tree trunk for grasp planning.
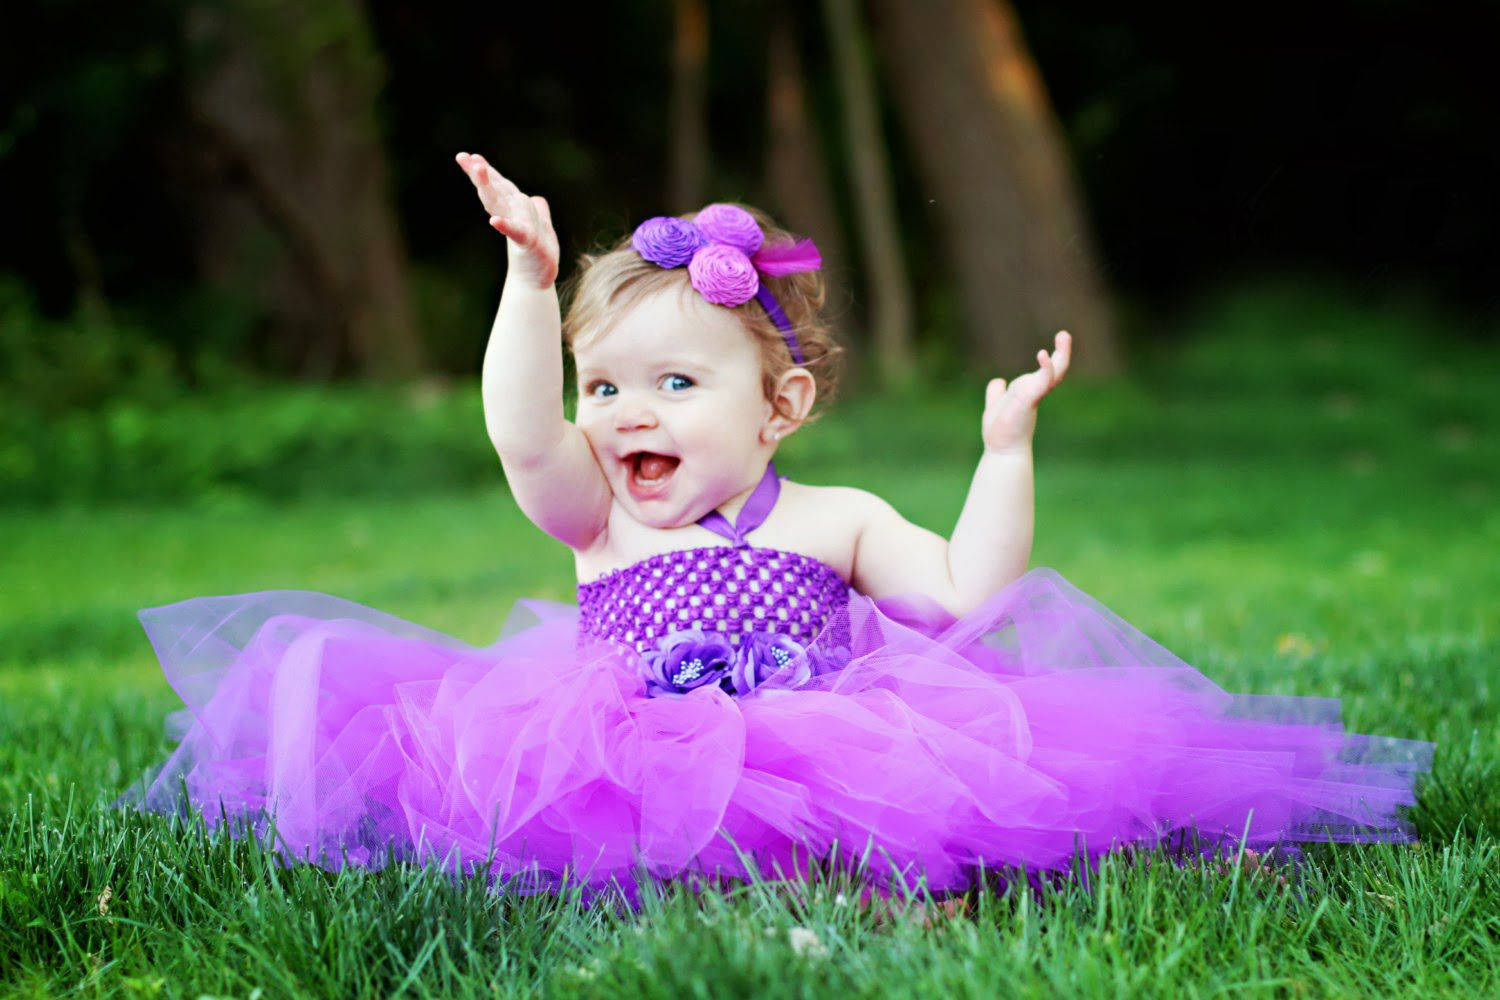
[60,196,111,325]
[822,0,914,386]
[764,10,853,360]
[870,0,1119,375]
[669,0,709,211]
[183,0,423,379]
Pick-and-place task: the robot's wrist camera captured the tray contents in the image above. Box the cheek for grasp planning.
[575,413,609,452]
[674,395,764,452]
[669,406,721,447]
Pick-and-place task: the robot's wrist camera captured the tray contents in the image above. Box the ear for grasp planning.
[761,368,817,444]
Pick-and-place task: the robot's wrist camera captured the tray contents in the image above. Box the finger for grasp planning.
[531,195,553,230]
[490,213,533,245]
[518,194,544,235]
[467,170,501,213]
[473,155,526,200]
[1051,331,1072,383]
[497,173,526,202]
[1036,348,1055,384]
[475,163,514,201]
[1010,371,1047,407]
[512,188,543,226]
[468,155,497,189]
[461,157,492,191]
[985,377,1007,408]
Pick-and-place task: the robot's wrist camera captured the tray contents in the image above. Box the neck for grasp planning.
[708,457,775,524]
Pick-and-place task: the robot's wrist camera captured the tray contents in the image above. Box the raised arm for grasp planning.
[849,332,1072,615]
[456,152,611,549]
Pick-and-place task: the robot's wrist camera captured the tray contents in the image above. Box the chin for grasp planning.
[625,502,701,531]
[609,478,684,528]
[637,510,695,530]
[617,484,718,531]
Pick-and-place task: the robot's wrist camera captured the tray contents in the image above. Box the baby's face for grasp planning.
[573,285,774,530]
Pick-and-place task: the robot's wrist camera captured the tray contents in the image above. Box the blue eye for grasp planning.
[585,381,617,398]
[662,374,695,392]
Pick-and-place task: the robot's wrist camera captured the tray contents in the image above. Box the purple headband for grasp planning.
[630,204,821,365]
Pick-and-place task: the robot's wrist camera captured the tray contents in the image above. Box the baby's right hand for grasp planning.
[455,152,560,289]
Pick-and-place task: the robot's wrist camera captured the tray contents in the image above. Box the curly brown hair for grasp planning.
[559,204,843,421]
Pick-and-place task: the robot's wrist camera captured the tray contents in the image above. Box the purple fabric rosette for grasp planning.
[806,643,853,678]
[627,203,819,362]
[630,204,767,307]
[687,244,760,307]
[693,203,765,255]
[639,627,833,699]
[630,216,708,268]
[728,631,813,696]
[638,628,737,697]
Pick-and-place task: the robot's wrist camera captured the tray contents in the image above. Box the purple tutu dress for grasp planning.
[119,464,1433,895]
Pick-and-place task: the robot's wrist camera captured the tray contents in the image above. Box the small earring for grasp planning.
[770,430,781,441]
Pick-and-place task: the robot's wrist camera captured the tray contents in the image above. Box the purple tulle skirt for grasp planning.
[117,569,1432,896]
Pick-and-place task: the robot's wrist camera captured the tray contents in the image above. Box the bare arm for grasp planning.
[457,152,611,549]
[849,332,1071,615]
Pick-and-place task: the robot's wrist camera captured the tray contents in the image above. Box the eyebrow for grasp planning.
[656,356,714,371]
[575,356,715,378]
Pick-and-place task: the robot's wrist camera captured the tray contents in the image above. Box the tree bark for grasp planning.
[183,0,423,379]
[822,0,915,386]
[870,0,1119,375]
[764,10,854,361]
[669,0,710,211]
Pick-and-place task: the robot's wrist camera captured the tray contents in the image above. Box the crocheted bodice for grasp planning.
[577,544,851,654]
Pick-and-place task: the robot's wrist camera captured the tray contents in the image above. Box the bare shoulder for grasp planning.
[778,479,880,510]
[774,480,898,536]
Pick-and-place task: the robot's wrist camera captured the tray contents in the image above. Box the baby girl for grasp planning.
[114,152,1429,901]
[456,151,1069,617]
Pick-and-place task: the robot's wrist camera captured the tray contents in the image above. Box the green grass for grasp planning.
[2,279,1497,997]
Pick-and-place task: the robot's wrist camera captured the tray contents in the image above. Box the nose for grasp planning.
[613,396,659,432]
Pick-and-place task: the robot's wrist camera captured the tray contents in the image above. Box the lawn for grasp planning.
[2,280,1496,997]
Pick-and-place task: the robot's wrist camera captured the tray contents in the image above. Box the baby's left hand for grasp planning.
[981,331,1072,454]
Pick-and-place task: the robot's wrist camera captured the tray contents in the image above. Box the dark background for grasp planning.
[2,0,1496,387]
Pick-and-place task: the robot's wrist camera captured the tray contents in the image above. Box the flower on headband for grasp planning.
[688,244,760,307]
[693,204,765,255]
[631,216,707,268]
[629,203,822,328]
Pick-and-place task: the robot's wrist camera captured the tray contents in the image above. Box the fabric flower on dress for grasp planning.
[639,628,736,698]
[727,631,813,696]
[806,643,853,678]
[630,216,708,268]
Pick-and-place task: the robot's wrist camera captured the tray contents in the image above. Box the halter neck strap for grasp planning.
[696,463,781,547]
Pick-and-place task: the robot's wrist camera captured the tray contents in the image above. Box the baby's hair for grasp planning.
[560,203,843,421]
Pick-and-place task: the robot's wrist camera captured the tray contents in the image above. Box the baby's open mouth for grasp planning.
[626,451,680,494]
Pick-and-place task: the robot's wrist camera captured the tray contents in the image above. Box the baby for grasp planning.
[456,151,1071,616]
[113,152,1428,901]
